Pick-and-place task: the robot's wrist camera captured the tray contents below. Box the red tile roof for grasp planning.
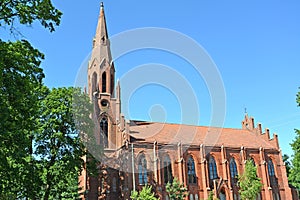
[129,121,278,149]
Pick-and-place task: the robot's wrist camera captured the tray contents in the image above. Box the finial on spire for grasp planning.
[100,2,104,8]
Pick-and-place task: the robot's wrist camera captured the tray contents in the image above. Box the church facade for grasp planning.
[79,4,297,200]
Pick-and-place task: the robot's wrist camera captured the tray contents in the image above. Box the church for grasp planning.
[79,3,297,200]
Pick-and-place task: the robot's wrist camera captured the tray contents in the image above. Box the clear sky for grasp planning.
[11,0,300,157]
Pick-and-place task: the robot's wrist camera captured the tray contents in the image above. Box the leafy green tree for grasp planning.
[166,177,188,200]
[0,0,61,198]
[34,87,93,200]
[282,154,291,177]
[0,39,45,199]
[207,191,219,200]
[0,0,62,34]
[289,90,300,191]
[238,160,262,200]
[131,185,158,200]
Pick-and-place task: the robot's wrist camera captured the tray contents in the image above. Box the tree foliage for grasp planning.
[283,154,291,177]
[207,191,219,200]
[34,87,93,200]
[289,90,300,191]
[0,0,62,33]
[0,0,65,198]
[0,39,45,199]
[238,160,262,200]
[131,185,158,200]
[166,177,188,200]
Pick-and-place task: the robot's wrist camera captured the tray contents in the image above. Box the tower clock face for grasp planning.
[101,99,109,107]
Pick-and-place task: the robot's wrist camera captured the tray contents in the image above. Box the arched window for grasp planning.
[268,159,275,176]
[112,177,117,192]
[91,72,98,96]
[195,194,199,200]
[230,158,238,186]
[189,194,194,200]
[268,159,278,187]
[209,157,218,180]
[187,156,197,184]
[102,72,107,93]
[138,155,147,185]
[110,74,114,95]
[163,155,173,184]
[100,117,108,148]
[230,158,238,178]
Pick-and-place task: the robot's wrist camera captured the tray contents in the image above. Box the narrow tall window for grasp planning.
[138,155,147,185]
[268,159,277,187]
[230,158,238,186]
[100,117,108,148]
[102,72,107,93]
[209,157,218,180]
[110,74,114,95]
[268,159,275,176]
[163,156,173,184]
[92,72,98,95]
[112,177,117,192]
[187,156,197,184]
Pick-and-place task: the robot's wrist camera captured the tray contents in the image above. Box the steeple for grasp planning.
[92,2,112,64]
[88,2,114,98]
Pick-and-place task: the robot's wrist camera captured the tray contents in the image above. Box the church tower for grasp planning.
[87,2,126,150]
[80,3,129,200]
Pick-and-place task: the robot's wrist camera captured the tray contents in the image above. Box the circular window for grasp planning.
[101,100,109,107]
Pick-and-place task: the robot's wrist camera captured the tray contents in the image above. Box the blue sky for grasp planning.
[11,0,300,157]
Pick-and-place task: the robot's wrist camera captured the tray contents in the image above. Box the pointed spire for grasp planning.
[91,2,112,64]
[94,2,109,48]
[116,79,121,100]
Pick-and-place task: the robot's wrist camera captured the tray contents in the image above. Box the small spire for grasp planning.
[100,2,104,8]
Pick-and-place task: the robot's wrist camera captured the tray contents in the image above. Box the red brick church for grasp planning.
[79,3,297,200]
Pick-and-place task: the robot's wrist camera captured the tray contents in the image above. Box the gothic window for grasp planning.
[189,194,194,200]
[209,156,218,180]
[187,156,197,184]
[163,155,173,184]
[268,159,277,187]
[112,177,117,192]
[208,156,218,189]
[268,159,275,176]
[272,192,280,200]
[100,117,108,148]
[92,72,98,97]
[230,158,238,186]
[138,154,148,185]
[110,74,114,95]
[195,194,199,200]
[102,72,107,93]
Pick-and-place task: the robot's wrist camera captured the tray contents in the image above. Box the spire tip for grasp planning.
[100,2,104,8]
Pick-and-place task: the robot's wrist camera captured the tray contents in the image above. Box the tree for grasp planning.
[0,0,62,198]
[0,40,45,199]
[0,0,62,34]
[131,185,158,200]
[207,191,219,200]
[289,90,300,191]
[166,177,188,200]
[34,87,93,200]
[282,154,291,177]
[238,160,262,200]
